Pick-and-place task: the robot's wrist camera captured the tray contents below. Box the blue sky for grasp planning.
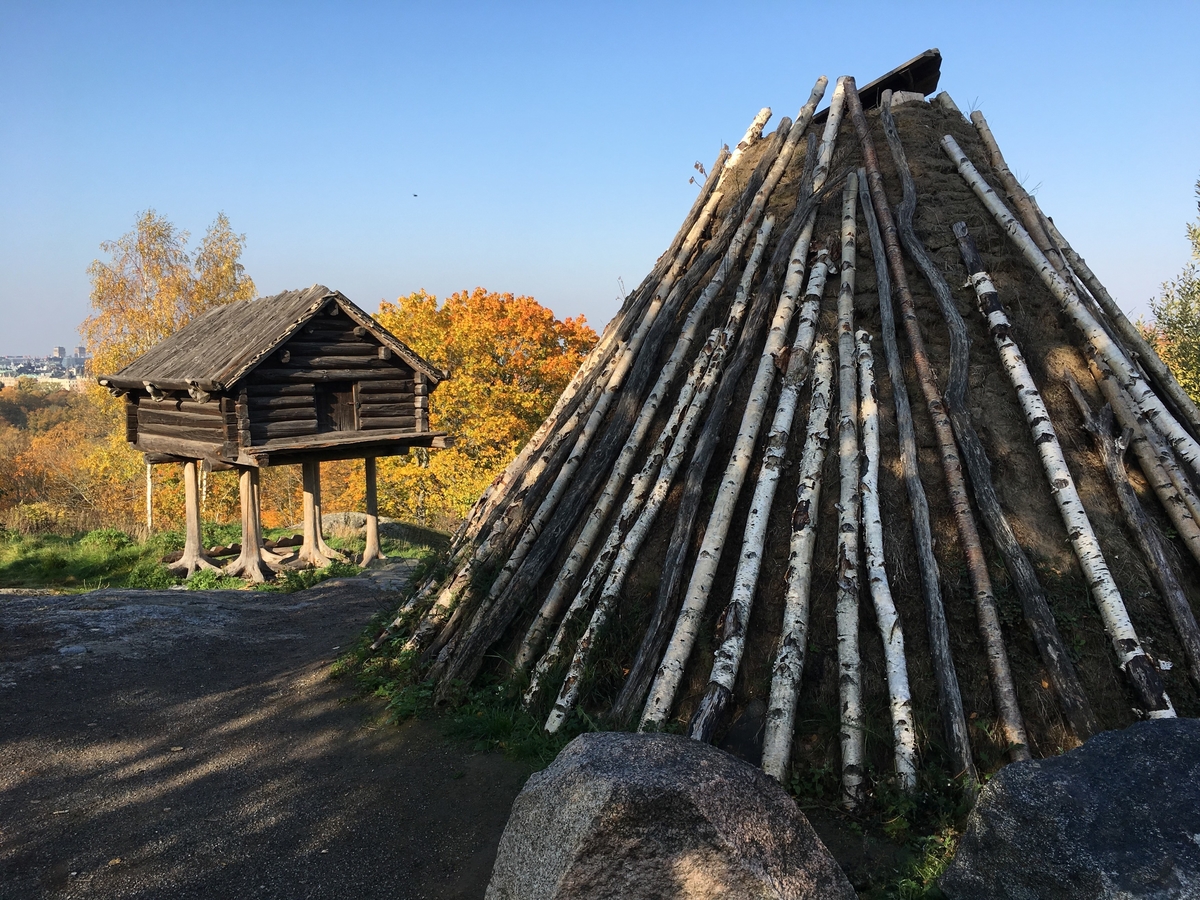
[1,1,1197,354]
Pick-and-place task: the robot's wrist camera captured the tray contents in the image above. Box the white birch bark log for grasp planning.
[515,207,783,677]
[856,330,917,792]
[965,268,1175,717]
[640,75,849,732]
[523,218,778,703]
[511,84,824,674]
[687,254,834,743]
[942,135,1200,482]
[831,173,864,808]
[760,340,834,783]
[1088,355,1200,568]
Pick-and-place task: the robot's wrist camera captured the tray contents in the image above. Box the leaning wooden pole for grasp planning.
[959,242,1174,717]
[943,221,1099,741]
[1066,377,1200,695]
[857,330,917,792]
[429,119,801,693]
[880,98,1092,745]
[856,172,976,788]
[849,82,1029,760]
[686,249,833,744]
[970,109,1200,438]
[608,133,826,726]
[760,339,834,783]
[942,135,1200,482]
[831,172,864,808]
[641,76,850,732]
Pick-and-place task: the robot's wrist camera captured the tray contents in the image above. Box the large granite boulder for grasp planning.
[486,731,854,900]
[941,718,1200,899]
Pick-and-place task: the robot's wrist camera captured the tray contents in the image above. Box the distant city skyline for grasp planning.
[2,3,1198,355]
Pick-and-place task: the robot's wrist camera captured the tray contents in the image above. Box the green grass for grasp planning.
[0,524,440,593]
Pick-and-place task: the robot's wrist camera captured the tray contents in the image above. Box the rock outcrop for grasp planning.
[941,718,1200,899]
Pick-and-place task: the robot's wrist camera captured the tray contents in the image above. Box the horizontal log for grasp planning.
[277,355,395,369]
[137,408,227,430]
[168,400,224,417]
[357,381,415,395]
[257,406,318,423]
[249,368,410,383]
[284,342,378,356]
[359,415,417,430]
[353,391,411,405]
[358,402,414,417]
[244,383,315,398]
[138,421,229,443]
[247,395,315,410]
[251,420,319,440]
[136,432,231,461]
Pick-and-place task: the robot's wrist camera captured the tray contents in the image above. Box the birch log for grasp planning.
[856,173,976,788]
[640,75,850,732]
[1087,354,1200,568]
[850,83,1030,761]
[1066,377,1200,694]
[945,221,1099,740]
[760,340,834,783]
[609,133,826,726]
[831,173,864,808]
[686,252,833,744]
[513,87,823,676]
[525,218,778,706]
[941,135,1200,482]
[429,117,802,696]
[857,330,917,791]
[964,260,1174,717]
[969,108,1200,437]
[882,97,1089,745]
[394,146,736,657]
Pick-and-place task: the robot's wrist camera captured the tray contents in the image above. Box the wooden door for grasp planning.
[317,381,357,432]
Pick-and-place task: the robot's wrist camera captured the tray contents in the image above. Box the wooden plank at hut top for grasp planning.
[812,49,941,123]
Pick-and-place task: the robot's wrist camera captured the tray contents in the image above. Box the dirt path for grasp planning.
[0,568,531,899]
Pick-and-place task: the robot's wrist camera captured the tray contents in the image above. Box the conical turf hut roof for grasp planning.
[376,62,1200,793]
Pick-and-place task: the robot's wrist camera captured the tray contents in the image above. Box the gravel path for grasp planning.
[0,564,530,899]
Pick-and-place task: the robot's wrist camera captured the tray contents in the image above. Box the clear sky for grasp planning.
[2,1,1197,355]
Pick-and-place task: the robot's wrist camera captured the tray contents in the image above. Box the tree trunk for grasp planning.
[299,460,342,567]
[855,171,976,790]
[857,330,917,792]
[640,76,851,732]
[851,83,1029,762]
[942,135,1200,482]
[760,340,834,783]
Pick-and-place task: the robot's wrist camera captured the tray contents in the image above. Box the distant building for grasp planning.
[73,346,86,358]
[51,346,66,359]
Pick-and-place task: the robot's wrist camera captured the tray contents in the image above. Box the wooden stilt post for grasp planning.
[361,457,385,566]
[299,460,344,567]
[145,462,153,535]
[225,467,274,583]
[172,460,219,577]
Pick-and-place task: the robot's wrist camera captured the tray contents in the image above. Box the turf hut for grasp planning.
[373,50,1200,805]
[99,285,449,580]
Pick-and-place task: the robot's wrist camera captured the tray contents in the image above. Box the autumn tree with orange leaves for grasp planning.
[370,288,596,528]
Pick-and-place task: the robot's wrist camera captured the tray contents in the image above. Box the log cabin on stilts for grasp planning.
[364,48,1200,803]
[97,284,450,582]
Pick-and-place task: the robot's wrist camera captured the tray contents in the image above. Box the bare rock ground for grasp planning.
[0,565,531,899]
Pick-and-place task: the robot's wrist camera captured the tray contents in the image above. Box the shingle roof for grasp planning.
[100,285,444,392]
